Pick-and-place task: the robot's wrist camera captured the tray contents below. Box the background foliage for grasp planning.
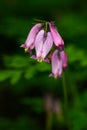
[0,0,87,130]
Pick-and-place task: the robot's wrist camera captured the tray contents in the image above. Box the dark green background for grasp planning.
[0,0,87,130]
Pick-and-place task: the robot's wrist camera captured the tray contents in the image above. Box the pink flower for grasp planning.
[20,23,41,52]
[20,20,67,79]
[49,23,64,50]
[32,29,53,62]
[50,50,62,79]
[60,51,67,69]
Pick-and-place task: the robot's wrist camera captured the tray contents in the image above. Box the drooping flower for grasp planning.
[50,50,62,79]
[20,20,67,79]
[20,23,41,52]
[60,51,67,69]
[49,23,64,50]
[32,29,53,62]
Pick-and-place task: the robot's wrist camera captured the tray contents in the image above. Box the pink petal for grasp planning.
[52,50,62,77]
[20,44,26,48]
[60,51,67,68]
[49,73,53,77]
[44,58,50,63]
[31,55,36,59]
[42,32,53,59]
[52,50,59,75]
[49,23,64,48]
[23,23,41,49]
[35,30,44,58]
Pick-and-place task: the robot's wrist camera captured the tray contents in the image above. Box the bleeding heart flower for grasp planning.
[60,51,67,69]
[50,50,62,79]
[20,23,41,52]
[20,20,67,79]
[32,29,53,62]
[49,23,64,50]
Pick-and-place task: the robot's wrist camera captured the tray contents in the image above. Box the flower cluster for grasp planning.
[21,21,67,79]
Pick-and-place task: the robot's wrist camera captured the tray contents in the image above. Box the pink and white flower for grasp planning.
[20,20,67,79]
[50,50,62,79]
[60,51,67,69]
[32,29,53,62]
[49,23,64,50]
[20,23,41,52]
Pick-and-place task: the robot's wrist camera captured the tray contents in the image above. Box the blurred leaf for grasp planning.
[0,116,40,130]
[0,70,13,81]
[0,70,22,84]
[70,108,87,130]
[0,17,32,39]
[36,62,50,72]
[0,118,11,128]
[59,13,87,38]
[21,97,43,113]
[3,55,30,68]
[66,45,86,66]
[24,67,35,79]
[80,58,87,67]
[10,70,22,85]
[79,91,87,109]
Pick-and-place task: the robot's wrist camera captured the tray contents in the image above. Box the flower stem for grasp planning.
[46,110,52,130]
[68,74,79,108]
[46,22,48,31]
[33,18,46,23]
[62,72,71,130]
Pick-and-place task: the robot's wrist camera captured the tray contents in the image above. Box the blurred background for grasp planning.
[0,0,87,130]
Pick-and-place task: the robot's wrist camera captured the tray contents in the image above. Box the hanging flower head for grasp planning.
[20,20,67,79]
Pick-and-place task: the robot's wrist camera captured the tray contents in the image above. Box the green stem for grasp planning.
[46,110,52,130]
[33,18,46,23]
[68,74,79,108]
[45,22,48,31]
[44,22,48,36]
[62,72,70,130]
[62,72,68,109]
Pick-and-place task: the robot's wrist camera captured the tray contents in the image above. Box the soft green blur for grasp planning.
[0,0,87,130]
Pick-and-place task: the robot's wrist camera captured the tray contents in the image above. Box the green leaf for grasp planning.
[10,70,22,85]
[70,109,87,130]
[36,62,50,72]
[0,70,12,81]
[24,67,35,79]
[0,70,22,84]
[0,17,32,38]
[21,97,43,113]
[66,45,85,64]
[59,13,87,38]
[3,55,30,68]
